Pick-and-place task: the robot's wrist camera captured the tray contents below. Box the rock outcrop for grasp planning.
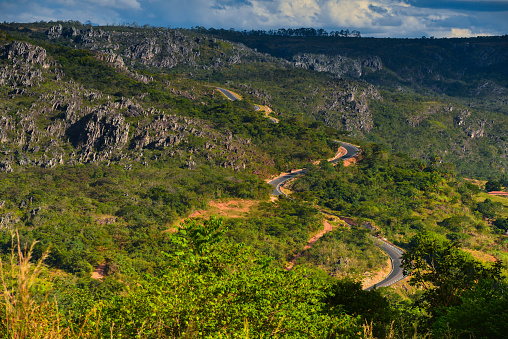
[0,41,48,87]
[292,53,382,78]
[312,82,382,133]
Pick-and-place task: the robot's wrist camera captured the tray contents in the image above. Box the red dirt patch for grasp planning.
[286,219,336,270]
[208,199,256,215]
[91,263,107,281]
[167,199,260,232]
[343,157,357,167]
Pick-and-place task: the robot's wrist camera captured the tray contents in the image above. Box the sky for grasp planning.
[0,0,507,38]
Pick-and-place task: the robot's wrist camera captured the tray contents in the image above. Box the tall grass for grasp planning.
[0,231,68,339]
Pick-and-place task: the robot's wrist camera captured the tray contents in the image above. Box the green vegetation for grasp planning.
[402,232,506,338]
[2,218,506,338]
[0,21,507,338]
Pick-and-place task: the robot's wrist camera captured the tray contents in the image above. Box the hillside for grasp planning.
[3,23,508,177]
[0,22,507,338]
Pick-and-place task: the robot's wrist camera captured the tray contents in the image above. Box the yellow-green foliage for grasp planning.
[0,232,67,339]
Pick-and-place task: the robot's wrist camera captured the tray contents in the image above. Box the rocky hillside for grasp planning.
[0,36,272,175]
[1,22,508,178]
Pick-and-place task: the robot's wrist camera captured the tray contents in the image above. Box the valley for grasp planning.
[0,21,507,338]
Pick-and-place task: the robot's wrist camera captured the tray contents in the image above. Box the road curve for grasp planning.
[217,87,240,101]
[214,86,404,288]
[364,239,405,290]
[267,142,359,196]
[267,142,405,289]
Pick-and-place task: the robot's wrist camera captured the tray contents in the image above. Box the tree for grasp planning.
[325,279,394,338]
[401,232,502,315]
[476,198,503,219]
[99,217,361,338]
[493,217,508,233]
[485,180,501,192]
[433,280,508,338]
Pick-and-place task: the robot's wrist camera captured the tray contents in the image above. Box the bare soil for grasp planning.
[167,199,260,232]
[91,263,107,281]
[361,258,392,289]
[286,219,336,270]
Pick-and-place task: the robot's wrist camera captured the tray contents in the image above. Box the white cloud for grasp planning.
[87,0,141,10]
[0,0,126,25]
[278,0,321,26]
[0,0,506,37]
[449,28,474,37]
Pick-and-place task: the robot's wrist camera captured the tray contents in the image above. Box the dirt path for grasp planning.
[286,219,336,270]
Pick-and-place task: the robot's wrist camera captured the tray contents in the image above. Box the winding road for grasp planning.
[267,142,359,196]
[267,142,405,290]
[216,87,405,289]
[364,239,405,290]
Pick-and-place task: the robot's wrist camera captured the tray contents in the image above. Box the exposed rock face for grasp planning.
[406,105,453,128]
[0,41,48,87]
[95,51,126,69]
[455,109,471,127]
[0,160,13,173]
[292,53,382,78]
[45,25,286,72]
[129,113,252,171]
[46,25,81,39]
[453,109,488,139]
[95,51,153,83]
[312,82,382,133]
[0,44,255,172]
[5,41,48,66]
[47,24,63,39]
[66,105,130,162]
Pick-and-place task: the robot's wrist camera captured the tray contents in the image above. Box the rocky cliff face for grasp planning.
[292,53,382,78]
[37,25,385,137]
[0,39,257,173]
[45,25,286,72]
[0,41,49,88]
[310,81,382,133]
[2,23,506,178]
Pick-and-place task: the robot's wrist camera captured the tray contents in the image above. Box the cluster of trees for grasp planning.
[0,162,269,276]
[485,177,508,192]
[402,232,506,338]
[225,199,322,261]
[288,142,508,251]
[193,27,361,38]
[302,226,386,278]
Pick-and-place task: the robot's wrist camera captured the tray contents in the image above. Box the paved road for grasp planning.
[214,88,403,288]
[217,87,240,101]
[364,239,406,290]
[267,142,359,196]
[267,142,405,289]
